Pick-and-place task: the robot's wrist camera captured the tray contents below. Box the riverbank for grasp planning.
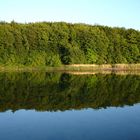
[64,64,140,71]
[0,64,140,72]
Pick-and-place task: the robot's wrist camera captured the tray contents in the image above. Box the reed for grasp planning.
[0,64,140,72]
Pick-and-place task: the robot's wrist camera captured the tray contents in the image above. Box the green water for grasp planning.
[0,72,140,140]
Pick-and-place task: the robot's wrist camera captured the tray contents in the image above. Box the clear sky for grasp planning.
[0,0,140,30]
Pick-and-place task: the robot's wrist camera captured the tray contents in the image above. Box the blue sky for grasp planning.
[0,0,140,30]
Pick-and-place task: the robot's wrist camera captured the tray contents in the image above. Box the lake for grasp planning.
[0,72,140,140]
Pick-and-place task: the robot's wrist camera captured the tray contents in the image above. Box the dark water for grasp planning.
[0,72,140,140]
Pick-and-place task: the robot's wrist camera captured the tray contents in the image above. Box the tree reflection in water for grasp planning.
[0,72,140,112]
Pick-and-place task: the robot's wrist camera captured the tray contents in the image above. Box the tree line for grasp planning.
[0,21,140,66]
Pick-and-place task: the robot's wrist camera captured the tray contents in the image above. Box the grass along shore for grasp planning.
[0,64,140,72]
[66,64,140,71]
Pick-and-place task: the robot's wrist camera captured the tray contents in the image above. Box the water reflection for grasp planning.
[0,72,140,112]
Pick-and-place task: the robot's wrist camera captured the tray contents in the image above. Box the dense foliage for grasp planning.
[0,72,140,112]
[0,21,140,66]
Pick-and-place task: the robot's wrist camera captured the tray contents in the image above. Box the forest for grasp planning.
[0,21,140,67]
[0,72,140,112]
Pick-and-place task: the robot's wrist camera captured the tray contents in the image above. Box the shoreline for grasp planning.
[0,64,140,75]
[0,64,140,71]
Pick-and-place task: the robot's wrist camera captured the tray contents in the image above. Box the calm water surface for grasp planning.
[0,72,140,140]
